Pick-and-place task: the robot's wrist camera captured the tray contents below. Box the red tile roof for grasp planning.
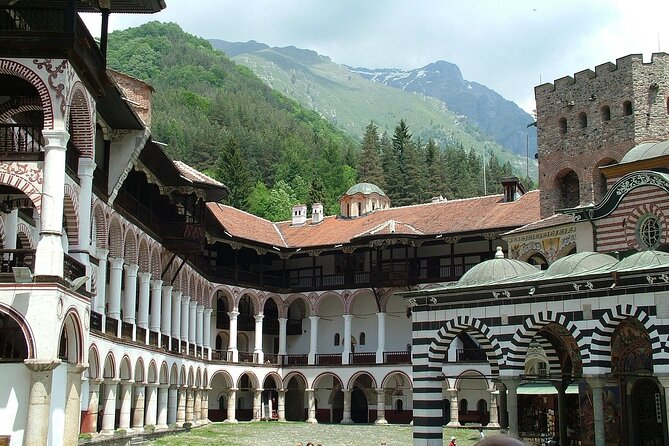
[208,190,541,249]
[173,161,225,187]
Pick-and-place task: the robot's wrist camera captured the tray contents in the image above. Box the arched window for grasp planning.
[555,169,580,209]
[559,117,567,134]
[601,105,611,121]
[357,202,362,216]
[359,332,366,346]
[623,100,633,116]
[459,399,468,414]
[334,333,340,346]
[477,399,487,415]
[396,399,403,412]
[578,112,587,128]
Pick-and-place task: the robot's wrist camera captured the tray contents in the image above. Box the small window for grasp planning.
[357,202,362,216]
[578,112,587,128]
[637,214,662,250]
[559,117,567,134]
[334,333,340,346]
[359,332,366,346]
[601,105,611,121]
[459,399,468,414]
[623,100,633,116]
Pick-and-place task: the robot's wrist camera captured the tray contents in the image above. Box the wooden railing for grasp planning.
[90,311,103,332]
[456,348,488,362]
[0,124,43,154]
[383,351,411,364]
[316,353,342,365]
[350,352,376,364]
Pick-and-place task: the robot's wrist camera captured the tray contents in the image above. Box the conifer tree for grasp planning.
[386,119,413,206]
[217,136,252,210]
[425,138,447,199]
[403,138,428,204]
[357,121,385,188]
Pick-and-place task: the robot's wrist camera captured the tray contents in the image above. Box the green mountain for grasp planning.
[210,39,537,179]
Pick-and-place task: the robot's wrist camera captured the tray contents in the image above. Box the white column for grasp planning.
[95,249,109,315]
[201,388,210,423]
[446,388,460,427]
[225,388,238,423]
[161,285,173,337]
[145,384,158,427]
[376,312,386,364]
[167,385,178,426]
[82,378,102,433]
[77,157,95,253]
[176,386,186,427]
[123,263,139,326]
[107,257,124,320]
[505,379,520,438]
[374,387,387,425]
[171,290,182,342]
[254,314,264,363]
[194,388,202,423]
[63,364,87,446]
[5,208,18,249]
[131,385,146,431]
[188,300,197,344]
[185,387,194,423]
[589,376,606,446]
[157,385,169,430]
[278,317,287,356]
[252,389,262,421]
[277,389,286,422]
[118,381,134,432]
[181,295,190,349]
[150,279,163,333]
[308,315,319,365]
[228,310,239,362]
[306,389,317,424]
[203,308,213,359]
[342,314,352,365]
[100,379,120,435]
[488,388,500,428]
[196,304,204,347]
[34,129,67,277]
[341,389,352,424]
[137,272,151,333]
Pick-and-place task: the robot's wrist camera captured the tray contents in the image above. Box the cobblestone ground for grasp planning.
[147,423,499,446]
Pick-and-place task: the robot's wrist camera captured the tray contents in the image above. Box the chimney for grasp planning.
[291,204,307,226]
[311,203,324,224]
[501,177,525,203]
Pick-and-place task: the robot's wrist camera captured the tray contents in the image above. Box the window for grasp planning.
[601,105,611,121]
[559,117,567,134]
[578,112,587,128]
[359,332,366,345]
[334,333,340,346]
[637,214,662,250]
[459,399,468,414]
[623,100,633,116]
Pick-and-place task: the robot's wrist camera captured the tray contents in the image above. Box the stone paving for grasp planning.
[146,422,499,446]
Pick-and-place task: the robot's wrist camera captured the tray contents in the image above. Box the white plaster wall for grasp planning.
[0,364,29,445]
[317,297,344,354]
[350,294,378,352]
[285,325,310,354]
[48,364,66,446]
[385,294,412,352]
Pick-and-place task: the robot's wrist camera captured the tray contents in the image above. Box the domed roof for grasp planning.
[614,250,669,271]
[620,140,669,164]
[543,252,617,278]
[458,247,539,287]
[345,182,386,197]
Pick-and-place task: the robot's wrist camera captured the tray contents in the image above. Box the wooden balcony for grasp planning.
[383,351,411,364]
[316,353,342,366]
[350,352,376,365]
[0,249,85,285]
[456,348,488,362]
[0,124,43,159]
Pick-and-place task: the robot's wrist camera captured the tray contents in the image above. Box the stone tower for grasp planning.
[535,53,669,218]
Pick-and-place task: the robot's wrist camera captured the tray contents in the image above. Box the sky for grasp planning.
[83,0,669,114]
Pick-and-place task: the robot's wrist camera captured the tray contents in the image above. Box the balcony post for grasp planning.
[5,208,18,249]
[203,308,213,360]
[254,314,264,363]
[34,129,68,278]
[341,388,352,424]
[171,290,182,347]
[150,279,163,334]
[137,272,151,340]
[228,311,239,362]
[196,304,204,349]
[342,314,352,365]
[376,312,386,364]
[123,264,139,338]
[161,285,172,340]
[94,249,109,317]
[308,315,319,365]
[278,317,287,355]
[188,299,197,346]
[107,257,124,321]
[77,158,96,255]
[181,295,190,353]
[374,387,387,425]
[305,389,317,424]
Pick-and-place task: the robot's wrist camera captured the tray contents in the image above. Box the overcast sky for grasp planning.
[83,0,669,113]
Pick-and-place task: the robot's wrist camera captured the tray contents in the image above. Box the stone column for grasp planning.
[77,157,95,254]
[137,272,151,340]
[161,284,172,339]
[181,295,190,351]
[156,385,169,430]
[34,129,67,277]
[278,317,288,356]
[100,378,120,435]
[81,378,103,433]
[225,388,238,423]
[131,384,146,431]
[488,388,500,428]
[254,314,264,363]
[118,381,134,432]
[196,304,204,348]
[341,389,352,424]
[375,388,387,424]
[194,388,203,423]
[201,388,210,423]
[185,387,195,423]
[308,315,319,365]
[277,389,286,422]
[203,308,213,360]
[228,310,239,362]
[176,385,187,427]
[588,376,606,446]
[376,312,386,364]
[446,388,460,427]
[150,279,163,334]
[252,389,262,421]
[63,363,87,446]
[171,290,182,345]
[167,385,178,426]
[504,379,520,438]
[342,314,352,364]
[107,257,125,320]
[306,389,317,423]
[123,264,139,329]
[5,208,17,250]
[145,384,158,427]
[188,299,197,345]
[555,380,569,443]
[95,249,109,316]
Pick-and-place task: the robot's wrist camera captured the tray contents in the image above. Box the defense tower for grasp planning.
[535,53,669,218]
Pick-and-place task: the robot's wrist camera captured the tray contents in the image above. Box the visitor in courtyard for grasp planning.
[479,428,485,439]
[449,436,457,446]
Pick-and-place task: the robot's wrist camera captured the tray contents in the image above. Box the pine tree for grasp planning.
[217,136,252,210]
[425,138,446,199]
[403,139,428,204]
[307,176,326,210]
[387,119,413,206]
[357,121,385,188]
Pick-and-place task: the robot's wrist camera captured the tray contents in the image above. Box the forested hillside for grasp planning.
[107,23,533,221]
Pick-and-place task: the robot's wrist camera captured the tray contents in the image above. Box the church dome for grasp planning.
[543,251,617,278]
[345,182,386,197]
[615,250,669,271]
[620,140,669,164]
[457,247,539,287]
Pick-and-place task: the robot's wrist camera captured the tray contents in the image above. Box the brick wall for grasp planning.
[109,70,153,127]
[535,53,669,217]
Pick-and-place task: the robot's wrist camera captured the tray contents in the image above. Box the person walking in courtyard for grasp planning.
[449,436,457,446]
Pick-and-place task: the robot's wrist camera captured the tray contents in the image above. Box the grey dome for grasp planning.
[620,140,669,164]
[458,247,539,287]
[543,252,617,278]
[615,250,669,271]
[345,182,386,197]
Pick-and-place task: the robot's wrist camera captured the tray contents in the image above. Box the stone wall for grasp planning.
[109,70,154,127]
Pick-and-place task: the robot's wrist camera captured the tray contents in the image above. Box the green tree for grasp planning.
[357,121,385,188]
[217,136,252,210]
[247,180,296,222]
